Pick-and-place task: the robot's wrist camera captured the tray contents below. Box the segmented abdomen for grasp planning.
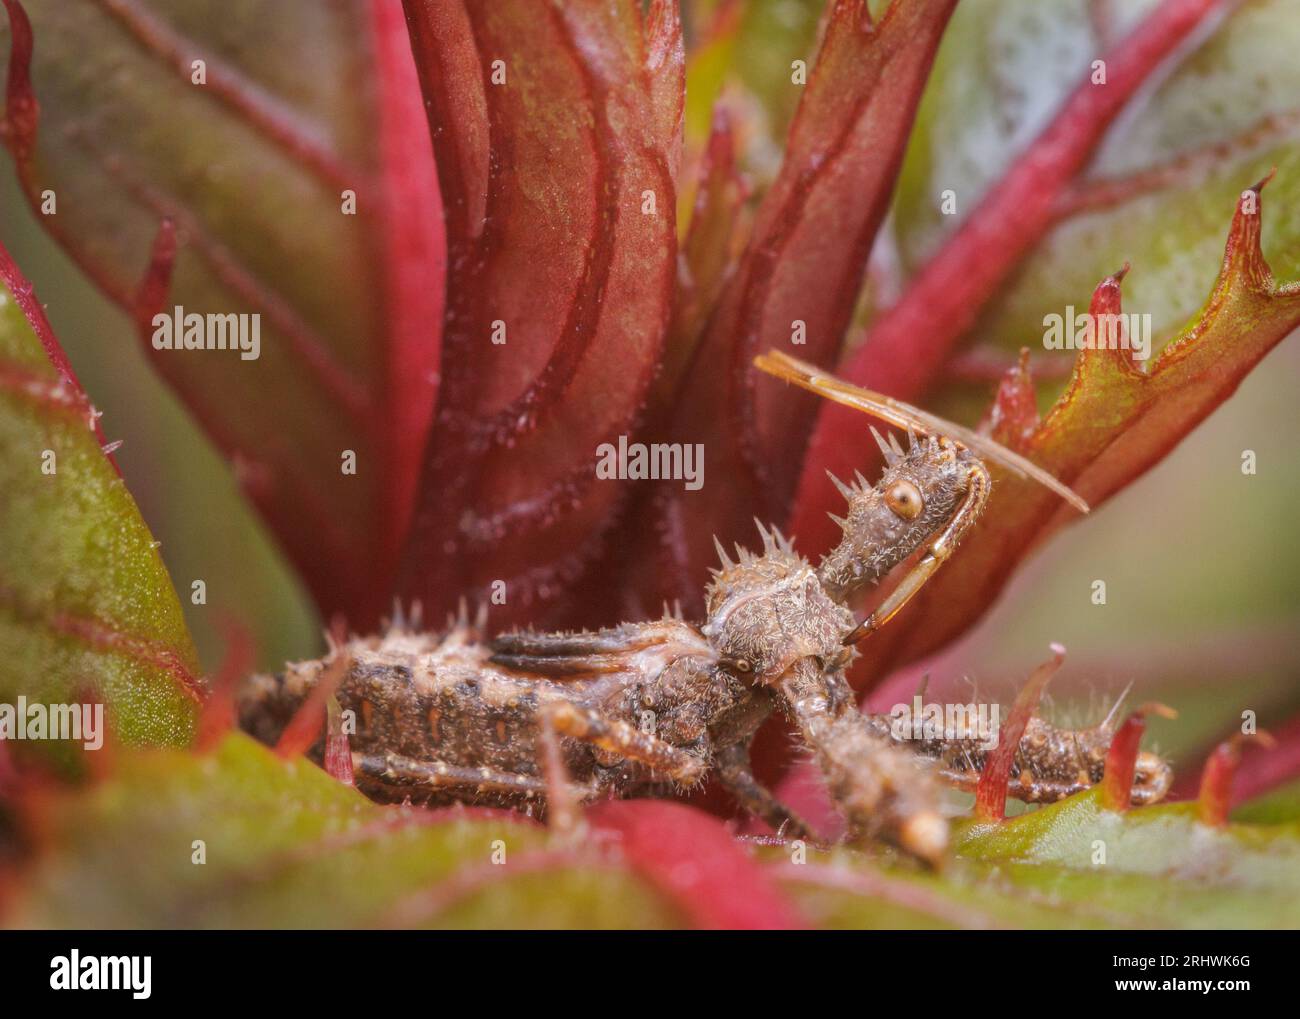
[863,713,1172,806]
[238,626,590,793]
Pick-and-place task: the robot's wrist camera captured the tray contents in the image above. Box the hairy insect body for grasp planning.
[864,712,1174,806]
[239,526,954,863]
[239,618,738,808]
[704,538,855,683]
[702,538,948,859]
[239,352,1155,867]
[240,461,971,865]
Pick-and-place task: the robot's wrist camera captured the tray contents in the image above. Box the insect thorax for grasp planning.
[703,531,857,684]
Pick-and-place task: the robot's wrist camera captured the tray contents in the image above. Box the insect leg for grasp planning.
[352,752,553,801]
[539,701,709,787]
[715,742,813,839]
[842,456,991,645]
[778,658,949,866]
[490,620,712,678]
[493,622,677,659]
[537,706,584,836]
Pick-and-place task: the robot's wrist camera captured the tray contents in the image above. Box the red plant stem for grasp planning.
[1228,718,1300,805]
[323,695,355,786]
[195,617,255,753]
[275,621,351,759]
[1101,713,1146,811]
[974,644,1065,822]
[1173,714,1300,808]
[1196,741,1241,826]
[793,0,1227,548]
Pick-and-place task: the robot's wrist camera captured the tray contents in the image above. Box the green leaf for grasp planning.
[954,790,1300,927]
[844,180,1300,692]
[895,0,1300,355]
[0,244,199,746]
[8,735,684,928]
[764,787,1300,929]
[11,730,1300,928]
[1234,779,1300,824]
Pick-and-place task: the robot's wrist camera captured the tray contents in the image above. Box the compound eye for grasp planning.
[885,480,924,520]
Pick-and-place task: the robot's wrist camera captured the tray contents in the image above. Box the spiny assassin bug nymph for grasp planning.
[239,351,1167,866]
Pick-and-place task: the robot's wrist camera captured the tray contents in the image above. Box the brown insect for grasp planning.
[862,693,1173,808]
[238,351,1168,866]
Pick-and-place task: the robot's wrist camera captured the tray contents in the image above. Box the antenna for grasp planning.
[754,350,1089,514]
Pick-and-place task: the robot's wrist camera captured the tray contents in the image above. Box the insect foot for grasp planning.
[777,658,949,868]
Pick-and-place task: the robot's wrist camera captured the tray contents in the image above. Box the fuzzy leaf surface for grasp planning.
[0,242,199,746]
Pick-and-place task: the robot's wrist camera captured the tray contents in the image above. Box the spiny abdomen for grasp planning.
[237,626,562,777]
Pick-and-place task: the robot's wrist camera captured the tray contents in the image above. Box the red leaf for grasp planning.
[587,799,806,930]
[628,0,959,615]
[398,0,683,623]
[791,0,1228,562]
[1,0,445,627]
[843,182,1300,694]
